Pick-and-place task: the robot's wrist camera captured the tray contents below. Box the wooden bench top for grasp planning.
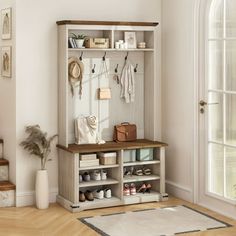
[0,159,9,166]
[57,139,168,154]
[0,181,15,191]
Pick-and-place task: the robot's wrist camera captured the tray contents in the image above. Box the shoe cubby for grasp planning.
[57,140,167,212]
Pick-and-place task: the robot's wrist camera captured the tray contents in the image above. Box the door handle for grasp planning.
[199,100,219,106]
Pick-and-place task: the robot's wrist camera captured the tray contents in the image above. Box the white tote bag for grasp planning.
[75,116,97,144]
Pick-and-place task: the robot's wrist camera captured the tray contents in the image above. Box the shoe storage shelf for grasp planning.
[57,21,166,212]
[57,140,167,212]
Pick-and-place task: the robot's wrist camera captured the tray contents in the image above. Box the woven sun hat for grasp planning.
[68,56,84,80]
[68,56,84,97]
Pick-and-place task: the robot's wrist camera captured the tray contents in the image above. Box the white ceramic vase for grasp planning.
[75,39,84,48]
[35,170,49,209]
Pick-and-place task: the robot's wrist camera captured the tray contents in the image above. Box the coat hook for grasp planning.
[92,64,96,74]
[115,64,119,73]
[134,64,138,73]
[102,52,107,61]
[125,52,129,61]
[79,52,83,61]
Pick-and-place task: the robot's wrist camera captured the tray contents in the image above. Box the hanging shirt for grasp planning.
[120,61,135,103]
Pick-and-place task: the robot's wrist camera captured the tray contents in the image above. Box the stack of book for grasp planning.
[79,154,99,168]
[68,37,77,48]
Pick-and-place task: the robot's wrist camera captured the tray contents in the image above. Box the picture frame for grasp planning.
[124,32,137,49]
[1,46,12,78]
[1,8,12,40]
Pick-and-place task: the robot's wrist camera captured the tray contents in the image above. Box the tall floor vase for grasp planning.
[35,170,49,209]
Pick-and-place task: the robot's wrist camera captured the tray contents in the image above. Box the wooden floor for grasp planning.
[0,197,235,236]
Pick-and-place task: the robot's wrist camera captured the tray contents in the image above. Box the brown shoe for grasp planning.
[79,191,86,202]
[85,190,94,201]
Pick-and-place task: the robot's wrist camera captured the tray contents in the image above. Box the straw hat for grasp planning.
[68,57,84,97]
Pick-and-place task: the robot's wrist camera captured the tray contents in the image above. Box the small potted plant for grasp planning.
[71,33,87,48]
[20,125,57,209]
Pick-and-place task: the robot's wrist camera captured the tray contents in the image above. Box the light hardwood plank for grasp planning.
[0,197,235,236]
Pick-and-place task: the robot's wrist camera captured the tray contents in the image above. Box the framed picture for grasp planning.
[1,8,11,40]
[1,46,11,78]
[124,32,137,49]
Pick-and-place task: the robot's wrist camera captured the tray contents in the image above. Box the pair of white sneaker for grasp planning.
[93,189,111,199]
[91,170,107,181]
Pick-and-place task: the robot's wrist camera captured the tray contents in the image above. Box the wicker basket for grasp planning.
[85,38,109,49]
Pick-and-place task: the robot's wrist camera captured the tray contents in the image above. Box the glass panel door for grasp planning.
[207,0,236,201]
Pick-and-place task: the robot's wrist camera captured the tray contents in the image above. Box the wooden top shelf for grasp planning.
[57,139,168,154]
[56,20,159,27]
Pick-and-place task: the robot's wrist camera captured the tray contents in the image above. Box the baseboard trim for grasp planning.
[16,188,58,207]
[166,180,193,202]
[198,202,236,220]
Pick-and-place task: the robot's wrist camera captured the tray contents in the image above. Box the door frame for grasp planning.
[193,0,236,218]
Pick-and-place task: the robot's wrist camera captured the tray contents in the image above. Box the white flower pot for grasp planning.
[75,39,84,48]
[35,170,49,209]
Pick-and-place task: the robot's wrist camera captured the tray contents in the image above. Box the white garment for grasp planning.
[120,61,135,103]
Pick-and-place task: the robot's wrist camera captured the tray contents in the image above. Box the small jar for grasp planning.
[115,42,120,49]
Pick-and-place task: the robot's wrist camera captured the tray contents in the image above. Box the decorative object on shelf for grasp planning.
[115,40,128,49]
[124,32,137,49]
[120,55,135,103]
[123,150,136,163]
[98,152,117,165]
[137,42,146,49]
[113,122,137,142]
[80,153,97,161]
[80,159,99,168]
[1,46,11,78]
[98,88,111,100]
[85,38,109,49]
[75,115,98,144]
[20,125,57,209]
[136,148,154,161]
[68,37,77,48]
[68,57,84,97]
[71,33,86,48]
[1,8,11,40]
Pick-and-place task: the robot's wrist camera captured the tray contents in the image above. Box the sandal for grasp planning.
[137,183,146,193]
[145,183,152,193]
[143,168,152,175]
[134,168,143,176]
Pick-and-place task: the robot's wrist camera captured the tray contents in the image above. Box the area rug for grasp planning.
[79,205,232,236]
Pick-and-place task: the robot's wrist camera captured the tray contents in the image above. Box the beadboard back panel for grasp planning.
[67,51,145,143]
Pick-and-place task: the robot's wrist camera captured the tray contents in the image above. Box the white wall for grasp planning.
[162,0,195,201]
[15,0,161,206]
[0,0,16,185]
